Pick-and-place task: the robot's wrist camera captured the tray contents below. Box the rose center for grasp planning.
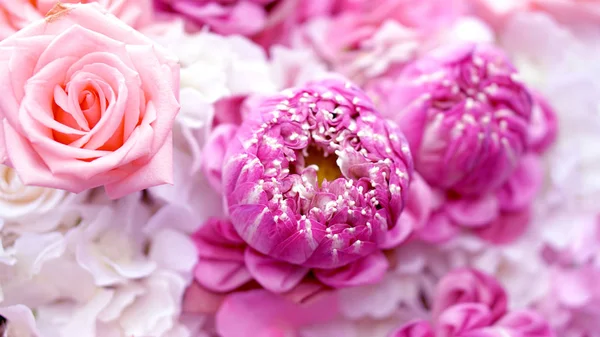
[303,147,342,185]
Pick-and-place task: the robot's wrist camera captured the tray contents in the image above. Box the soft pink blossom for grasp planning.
[0,0,152,40]
[432,268,508,323]
[390,269,554,337]
[0,3,180,199]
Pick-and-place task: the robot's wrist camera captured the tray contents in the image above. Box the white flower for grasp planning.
[268,45,328,90]
[0,232,95,307]
[64,195,156,287]
[149,148,228,224]
[35,270,190,337]
[0,165,79,234]
[0,305,41,337]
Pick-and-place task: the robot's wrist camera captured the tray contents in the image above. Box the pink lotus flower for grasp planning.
[222,78,413,270]
[190,78,416,300]
[377,43,555,243]
[390,269,554,337]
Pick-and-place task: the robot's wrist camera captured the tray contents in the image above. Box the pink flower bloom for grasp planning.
[155,0,275,36]
[432,268,508,323]
[390,269,554,337]
[222,78,413,270]
[0,0,152,40]
[0,3,180,199]
[190,79,416,299]
[386,43,532,195]
[377,43,554,243]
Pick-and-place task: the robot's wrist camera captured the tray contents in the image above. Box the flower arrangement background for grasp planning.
[0,1,598,337]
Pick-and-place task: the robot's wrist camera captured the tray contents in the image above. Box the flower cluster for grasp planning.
[0,1,597,337]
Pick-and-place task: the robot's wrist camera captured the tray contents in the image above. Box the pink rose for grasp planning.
[0,0,152,40]
[0,3,179,199]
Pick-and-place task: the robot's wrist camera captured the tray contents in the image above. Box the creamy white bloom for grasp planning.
[65,195,156,287]
[0,232,96,307]
[34,270,190,337]
[0,165,80,234]
[0,305,41,337]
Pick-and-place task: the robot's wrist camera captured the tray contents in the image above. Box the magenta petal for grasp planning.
[382,175,433,248]
[194,259,252,292]
[391,321,436,337]
[229,204,276,253]
[496,154,542,212]
[280,278,332,305]
[475,210,530,245]
[244,248,309,293]
[433,268,508,323]
[314,251,388,288]
[216,290,339,337]
[495,310,555,337]
[528,93,558,154]
[192,219,252,292]
[182,281,226,315]
[436,303,494,337]
[445,194,500,228]
[418,211,459,243]
[202,123,239,194]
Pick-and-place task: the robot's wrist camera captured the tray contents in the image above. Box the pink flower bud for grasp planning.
[390,43,533,196]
